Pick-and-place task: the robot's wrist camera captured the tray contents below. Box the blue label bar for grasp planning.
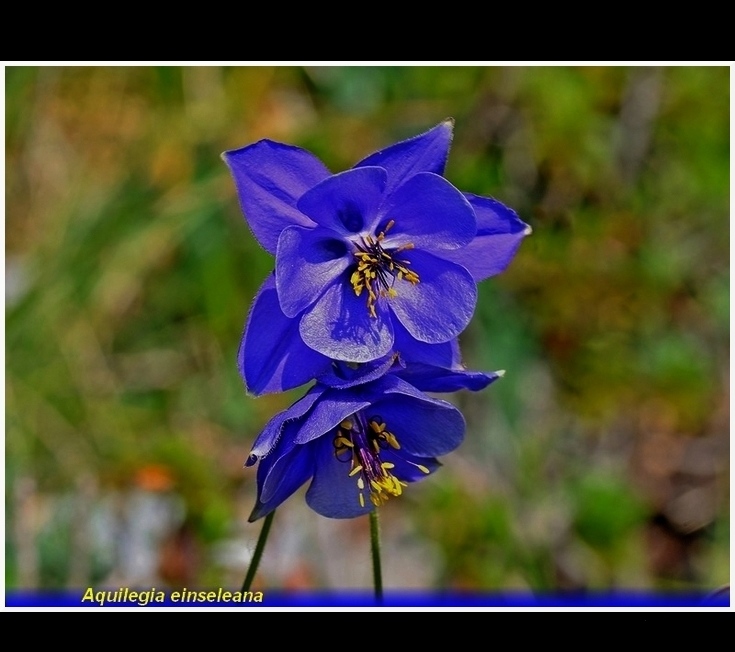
[5,589,730,608]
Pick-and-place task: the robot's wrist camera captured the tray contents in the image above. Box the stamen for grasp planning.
[369,420,385,434]
[332,413,406,509]
[348,221,421,318]
[385,433,401,449]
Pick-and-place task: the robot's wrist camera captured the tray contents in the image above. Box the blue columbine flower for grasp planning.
[224,120,530,370]
[246,374,467,521]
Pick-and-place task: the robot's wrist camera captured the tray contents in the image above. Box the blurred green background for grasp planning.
[5,65,729,594]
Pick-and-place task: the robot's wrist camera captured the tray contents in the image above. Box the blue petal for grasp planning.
[441,193,531,281]
[395,364,501,393]
[392,321,500,392]
[293,386,371,445]
[299,275,395,363]
[393,320,459,368]
[222,140,330,254]
[389,250,477,344]
[370,377,466,457]
[317,354,403,389]
[296,167,387,236]
[354,120,454,196]
[249,435,315,521]
[275,226,350,318]
[379,173,476,251]
[305,435,374,519]
[247,383,325,463]
[240,274,332,396]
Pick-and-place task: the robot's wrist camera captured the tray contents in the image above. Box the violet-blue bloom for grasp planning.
[246,374,466,521]
[224,120,530,367]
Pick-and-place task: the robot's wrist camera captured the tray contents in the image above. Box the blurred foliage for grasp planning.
[4,65,729,593]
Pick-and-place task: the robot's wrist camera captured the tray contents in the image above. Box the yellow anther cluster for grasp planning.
[349,222,420,318]
[369,418,401,452]
[367,470,407,507]
[332,417,410,509]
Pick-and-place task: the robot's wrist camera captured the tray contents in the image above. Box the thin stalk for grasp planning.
[241,510,275,593]
[369,509,383,603]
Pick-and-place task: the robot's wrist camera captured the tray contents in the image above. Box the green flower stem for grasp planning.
[241,510,275,593]
[369,509,383,603]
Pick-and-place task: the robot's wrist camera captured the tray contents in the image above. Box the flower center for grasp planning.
[349,220,420,318]
[333,414,429,509]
